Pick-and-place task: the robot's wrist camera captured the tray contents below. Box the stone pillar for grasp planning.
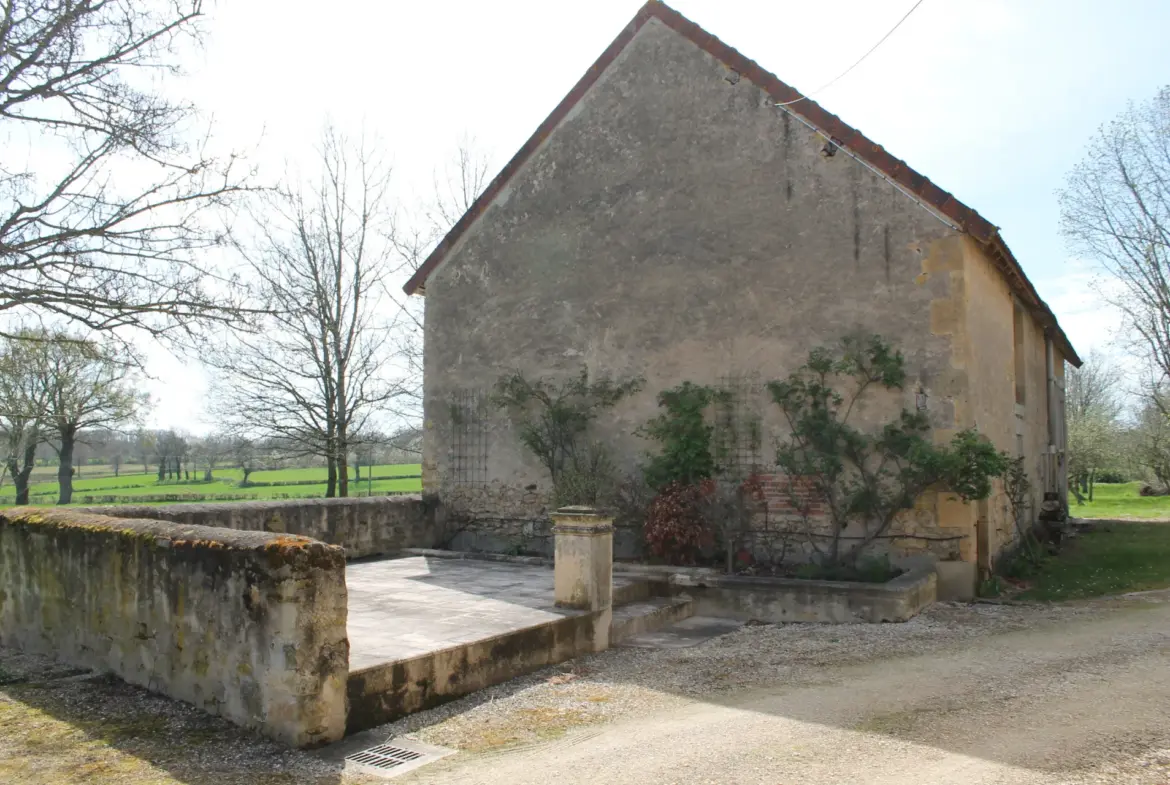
[551,506,613,612]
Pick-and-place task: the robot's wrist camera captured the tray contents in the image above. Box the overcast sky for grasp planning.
[143,0,1170,431]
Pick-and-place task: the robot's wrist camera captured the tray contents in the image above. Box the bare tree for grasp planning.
[391,137,492,274]
[152,429,186,481]
[208,128,405,497]
[1133,391,1170,492]
[1066,351,1123,421]
[39,336,142,503]
[430,137,493,235]
[192,433,228,481]
[388,139,492,424]
[0,0,253,341]
[1065,351,1123,501]
[134,427,155,474]
[1060,87,1170,380]
[228,435,258,484]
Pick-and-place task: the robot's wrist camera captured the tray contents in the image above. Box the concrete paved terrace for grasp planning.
[346,556,634,670]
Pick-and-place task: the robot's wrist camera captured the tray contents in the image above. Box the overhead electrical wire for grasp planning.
[772,0,927,107]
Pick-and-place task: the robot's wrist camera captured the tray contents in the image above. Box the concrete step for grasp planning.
[612,578,655,607]
[610,595,694,645]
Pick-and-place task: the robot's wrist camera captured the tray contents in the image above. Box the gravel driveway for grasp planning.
[381,593,1170,785]
[3,593,1169,784]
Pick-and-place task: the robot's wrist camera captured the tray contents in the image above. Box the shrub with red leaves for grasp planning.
[644,481,714,565]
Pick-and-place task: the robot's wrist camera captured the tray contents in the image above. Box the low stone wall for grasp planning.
[78,496,441,559]
[615,564,937,623]
[346,610,610,733]
[0,508,349,747]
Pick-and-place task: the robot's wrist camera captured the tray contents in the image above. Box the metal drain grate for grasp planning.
[346,744,424,770]
[341,738,454,780]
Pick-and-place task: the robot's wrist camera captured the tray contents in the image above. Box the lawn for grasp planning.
[1017,522,1170,602]
[1068,481,1170,520]
[0,464,422,506]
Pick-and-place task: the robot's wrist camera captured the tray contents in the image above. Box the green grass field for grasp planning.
[1018,522,1170,602]
[0,464,422,506]
[1068,482,1170,520]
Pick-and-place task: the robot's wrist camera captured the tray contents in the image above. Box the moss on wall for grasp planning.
[0,507,349,748]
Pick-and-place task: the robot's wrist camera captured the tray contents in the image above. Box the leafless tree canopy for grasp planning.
[391,137,492,275]
[0,330,48,501]
[1060,87,1170,380]
[207,128,406,498]
[0,0,252,339]
[1064,352,1122,502]
[387,139,491,423]
[40,335,141,503]
[1066,351,1122,422]
[0,328,141,502]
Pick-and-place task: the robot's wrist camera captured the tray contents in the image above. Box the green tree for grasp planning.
[639,382,721,489]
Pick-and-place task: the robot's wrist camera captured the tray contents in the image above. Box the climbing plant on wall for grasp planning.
[638,381,767,567]
[638,381,724,489]
[491,368,642,506]
[769,333,1010,568]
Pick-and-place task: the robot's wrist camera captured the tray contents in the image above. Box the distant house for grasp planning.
[404,1,1080,582]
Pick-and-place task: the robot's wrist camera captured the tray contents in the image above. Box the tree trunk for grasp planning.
[1088,469,1096,502]
[5,459,23,505]
[326,456,337,498]
[12,438,37,505]
[337,446,350,499]
[57,425,77,505]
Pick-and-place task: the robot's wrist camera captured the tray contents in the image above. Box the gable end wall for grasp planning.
[422,19,1018,565]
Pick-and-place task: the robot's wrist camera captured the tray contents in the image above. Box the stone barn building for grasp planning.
[404,1,1080,586]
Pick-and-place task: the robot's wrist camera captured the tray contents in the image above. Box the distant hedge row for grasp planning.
[0,489,420,505]
[241,474,421,488]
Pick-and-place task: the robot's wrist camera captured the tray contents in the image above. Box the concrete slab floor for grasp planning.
[346,556,636,671]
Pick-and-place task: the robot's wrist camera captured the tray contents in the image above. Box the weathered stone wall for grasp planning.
[743,476,961,567]
[78,496,442,559]
[442,482,643,559]
[690,568,937,624]
[0,508,349,747]
[347,610,609,733]
[958,238,1069,568]
[421,17,980,562]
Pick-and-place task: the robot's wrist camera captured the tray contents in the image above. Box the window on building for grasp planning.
[1013,301,1026,406]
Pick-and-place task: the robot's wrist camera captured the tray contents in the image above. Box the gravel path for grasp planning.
[3,593,1168,784]
[382,593,1170,785]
